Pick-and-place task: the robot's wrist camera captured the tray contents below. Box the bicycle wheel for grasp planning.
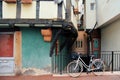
[67,60,83,77]
[92,59,105,76]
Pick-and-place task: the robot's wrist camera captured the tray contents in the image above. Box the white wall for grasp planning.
[71,6,78,29]
[101,19,120,51]
[96,0,120,27]
[85,0,96,29]
[39,1,57,19]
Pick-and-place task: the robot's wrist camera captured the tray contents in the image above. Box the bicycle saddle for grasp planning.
[90,55,94,58]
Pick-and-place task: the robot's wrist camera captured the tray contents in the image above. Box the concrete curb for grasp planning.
[53,71,120,77]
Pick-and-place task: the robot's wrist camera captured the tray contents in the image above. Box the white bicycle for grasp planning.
[67,54,105,77]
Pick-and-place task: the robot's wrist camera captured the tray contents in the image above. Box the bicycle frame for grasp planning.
[76,55,100,72]
[77,56,90,69]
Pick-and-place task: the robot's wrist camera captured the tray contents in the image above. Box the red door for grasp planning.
[0,34,14,57]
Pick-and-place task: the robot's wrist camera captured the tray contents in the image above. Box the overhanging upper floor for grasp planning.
[0,19,66,28]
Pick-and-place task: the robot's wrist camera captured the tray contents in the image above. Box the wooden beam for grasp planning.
[57,2,63,19]
[36,0,40,19]
[0,19,65,24]
[16,0,21,19]
[0,1,2,19]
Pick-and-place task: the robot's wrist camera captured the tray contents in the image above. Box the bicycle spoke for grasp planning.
[67,60,83,77]
[92,59,105,76]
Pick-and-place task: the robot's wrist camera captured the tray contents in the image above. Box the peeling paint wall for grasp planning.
[21,28,51,72]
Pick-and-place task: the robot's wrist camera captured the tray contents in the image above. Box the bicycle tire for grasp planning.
[67,60,83,77]
[91,59,105,76]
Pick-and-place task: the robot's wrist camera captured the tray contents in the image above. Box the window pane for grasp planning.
[90,3,94,10]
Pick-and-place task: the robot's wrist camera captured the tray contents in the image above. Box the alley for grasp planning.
[0,73,120,80]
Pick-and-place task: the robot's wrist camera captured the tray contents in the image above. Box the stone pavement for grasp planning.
[0,72,120,80]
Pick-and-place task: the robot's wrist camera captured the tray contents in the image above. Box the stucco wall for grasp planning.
[101,19,120,51]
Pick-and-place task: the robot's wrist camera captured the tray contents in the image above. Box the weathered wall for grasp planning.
[21,28,51,70]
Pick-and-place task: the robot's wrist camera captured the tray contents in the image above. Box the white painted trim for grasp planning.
[0,32,14,34]
[0,57,14,60]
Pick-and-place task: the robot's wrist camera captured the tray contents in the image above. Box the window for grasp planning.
[90,3,95,10]
[76,40,83,48]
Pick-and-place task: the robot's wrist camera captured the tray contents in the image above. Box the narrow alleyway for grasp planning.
[0,73,120,80]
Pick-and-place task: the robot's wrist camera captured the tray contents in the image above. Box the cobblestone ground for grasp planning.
[0,75,120,80]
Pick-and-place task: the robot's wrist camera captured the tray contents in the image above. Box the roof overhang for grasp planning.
[97,13,120,29]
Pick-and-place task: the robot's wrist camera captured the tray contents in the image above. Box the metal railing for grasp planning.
[101,51,120,72]
[51,51,120,74]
